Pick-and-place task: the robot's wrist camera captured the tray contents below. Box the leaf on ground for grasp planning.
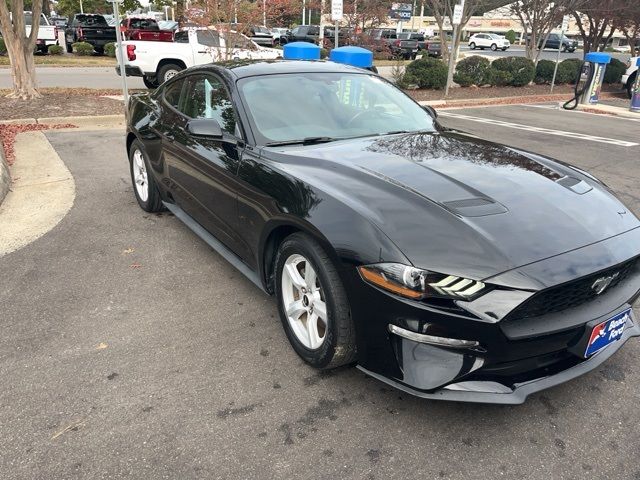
[122,248,135,254]
[51,420,85,440]
[130,263,143,269]
[95,342,108,350]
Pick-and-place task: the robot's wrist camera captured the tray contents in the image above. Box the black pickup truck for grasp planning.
[65,14,116,54]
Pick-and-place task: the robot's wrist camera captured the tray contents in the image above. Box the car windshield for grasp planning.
[75,15,108,26]
[238,72,436,145]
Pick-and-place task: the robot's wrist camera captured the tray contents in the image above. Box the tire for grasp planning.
[94,46,104,55]
[157,63,184,85]
[66,39,73,53]
[469,42,475,50]
[561,45,567,53]
[274,232,356,369]
[490,43,497,51]
[129,139,164,213]
[142,76,159,89]
[501,47,507,51]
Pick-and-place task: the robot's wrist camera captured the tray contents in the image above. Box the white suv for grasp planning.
[468,33,510,51]
[622,56,638,98]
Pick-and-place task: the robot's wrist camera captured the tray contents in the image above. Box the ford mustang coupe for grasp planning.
[125,60,640,404]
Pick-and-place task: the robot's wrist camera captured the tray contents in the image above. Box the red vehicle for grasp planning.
[120,17,174,42]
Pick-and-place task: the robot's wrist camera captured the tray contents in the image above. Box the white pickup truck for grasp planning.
[116,28,282,88]
[622,56,638,98]
[25,11,58,53]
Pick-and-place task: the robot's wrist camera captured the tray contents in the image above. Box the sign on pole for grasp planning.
[331,0,343,21]
[452,4,463,25]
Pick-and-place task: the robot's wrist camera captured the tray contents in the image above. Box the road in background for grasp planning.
[0,105,639,479]
[0,49,631,90]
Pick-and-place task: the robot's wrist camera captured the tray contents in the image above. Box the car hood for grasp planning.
[262,131,639,280]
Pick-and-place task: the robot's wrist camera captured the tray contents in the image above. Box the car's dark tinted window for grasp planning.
[197,30,220,47]
[74,14,108,26]
[182,75,237,134]
[174,31,189,43]
[128,18,159,30]
[163,79,185,111]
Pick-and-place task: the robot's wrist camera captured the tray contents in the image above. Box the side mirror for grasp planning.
[187,118,223,138]
[422,105,438,119]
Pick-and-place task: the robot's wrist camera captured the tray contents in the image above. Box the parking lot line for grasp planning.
[439,112,639,147]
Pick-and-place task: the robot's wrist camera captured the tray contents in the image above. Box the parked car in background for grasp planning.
[50,16,68,28]
[365,29,418,59]
[538,33,577,52]
[115,28,281,88]
[270,27,288,45]
[120,17,173,42]
[244,25,274,47]
[65,14,116,54]
[24,11,57,53]
[280,25,320,45]
[399,32,426,51]
[622,56,638,98]
[158,20,179,31]
[468,33,510,51]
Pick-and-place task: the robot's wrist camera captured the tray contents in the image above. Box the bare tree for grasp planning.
[569,0,624,54]
[0,0,43,99]
[426,0,505,63]
[617,0,639,55]
[511,0,573,65]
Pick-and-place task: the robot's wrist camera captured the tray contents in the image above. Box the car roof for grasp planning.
[189,60,370,80]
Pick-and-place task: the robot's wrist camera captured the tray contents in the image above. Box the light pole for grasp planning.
[79,0,83,14]
[263,0,266,27]
[111,0,129,120]
[302,0,306,26]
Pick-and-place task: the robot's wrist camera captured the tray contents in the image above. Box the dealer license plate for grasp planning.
[584,309,631,357]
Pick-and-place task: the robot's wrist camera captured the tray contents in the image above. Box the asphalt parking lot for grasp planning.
[1,105,639,479]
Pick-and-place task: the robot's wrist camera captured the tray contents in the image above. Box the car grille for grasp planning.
[507,256,639,320]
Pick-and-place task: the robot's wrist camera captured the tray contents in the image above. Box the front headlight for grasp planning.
[357,263,486,301]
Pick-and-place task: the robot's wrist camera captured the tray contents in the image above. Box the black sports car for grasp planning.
[125,60,640,404]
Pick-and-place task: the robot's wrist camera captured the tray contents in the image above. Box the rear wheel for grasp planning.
[628,72,637,99]
[275,233,356,369]
[142,76,159,89]
[561,44,567,52]
[157,63,184,85]
[501,47,507,51]
[491,43,497,51]
[469,42,476,50]
[129,139,164,213]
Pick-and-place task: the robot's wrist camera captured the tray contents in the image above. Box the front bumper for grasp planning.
[115,65,144,78]
[347,234,640,404]
[359,308,638,405]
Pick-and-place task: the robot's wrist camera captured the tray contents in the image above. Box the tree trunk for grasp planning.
[6,41,41,100]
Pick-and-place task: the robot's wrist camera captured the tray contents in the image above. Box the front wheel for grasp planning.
[157,63,184,85]
[490,43,497,51]
[628,73,636,99]
[501,47,507,51]
[129,139,164,212]
[561,45,567,52]
[275,233,356,369]
[469,42,476,50]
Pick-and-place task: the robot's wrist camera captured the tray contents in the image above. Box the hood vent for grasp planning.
[443,197,508,217]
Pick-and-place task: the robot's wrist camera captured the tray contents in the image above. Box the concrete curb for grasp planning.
[0,131,76,258]
[577,103,639,119]
[0,114,125,128]
[0,140,9,206]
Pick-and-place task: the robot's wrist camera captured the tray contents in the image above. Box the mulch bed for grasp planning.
[0,123,77,166]
[0,89,129,121]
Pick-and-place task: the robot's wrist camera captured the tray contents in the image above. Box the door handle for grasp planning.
[197,50,208,53]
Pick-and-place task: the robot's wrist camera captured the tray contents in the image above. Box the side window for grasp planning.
[174,31,189,43]
[163,79,186,111]
[309,26,319,35]
[197,30,221,47]
[183,75,238,135]
[291,26,300,35]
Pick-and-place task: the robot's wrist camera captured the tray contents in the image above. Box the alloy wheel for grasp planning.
[132,149,149,202]
[281,254,328,350]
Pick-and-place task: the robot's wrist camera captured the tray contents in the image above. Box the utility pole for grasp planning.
[319,0,325,44]
[302,0,306,26]
[263,0,266,26]
[445,1,464,97]
[550,15,570,93]
[332,0,342,49]
[410,0,416,32]
[111,0,129,120]
[79,0,84,14]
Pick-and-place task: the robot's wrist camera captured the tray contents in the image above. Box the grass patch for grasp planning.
[373,59,412,67]
[0,55,117,67]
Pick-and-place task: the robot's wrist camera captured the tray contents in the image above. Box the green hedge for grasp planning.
[104,42,116,57]
[505,29,517,44]
[72,41,94,56]
[534,59,555,84]
[454,55,492,87]
[404,57,448,89]
[556,58,582,84]
[604,58,626,84]
[490,56,535,86]
[48,44,64,55]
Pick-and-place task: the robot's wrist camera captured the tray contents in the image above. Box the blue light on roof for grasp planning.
[282,42,321,61]
[329,46,373,68]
